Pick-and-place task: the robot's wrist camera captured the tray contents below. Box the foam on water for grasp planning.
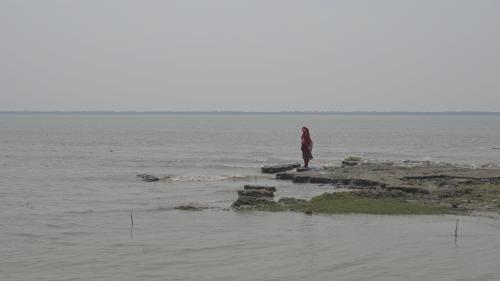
[160,174,270,182]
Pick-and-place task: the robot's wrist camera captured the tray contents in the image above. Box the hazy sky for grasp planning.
[1,0,499,111]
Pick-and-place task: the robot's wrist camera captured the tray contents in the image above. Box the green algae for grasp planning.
[254,193,462,215]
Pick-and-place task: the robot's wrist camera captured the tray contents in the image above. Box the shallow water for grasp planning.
[1,114,500,280]
[3,211,500,281]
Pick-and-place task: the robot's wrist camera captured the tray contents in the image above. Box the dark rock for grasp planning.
[276,172,294,180]
[261,163,301,174]
[289,175,380,187]
[310,177,335,184]
[174,205,203,211]
[232,196,271,207]
[401,175,454,181]
[243,185,277,192]
[340,179,351,186]
[232,196,256,207]
[237,189,274,198]
[137,174,159,182]
[292,175,312,183]
[384,186,429,194]
[232,184,277,208]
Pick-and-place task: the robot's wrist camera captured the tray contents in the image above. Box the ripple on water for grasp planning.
[7,232,46,238]
[61,231,92,236]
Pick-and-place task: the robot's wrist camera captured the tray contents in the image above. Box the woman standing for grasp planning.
[301,126,313,168]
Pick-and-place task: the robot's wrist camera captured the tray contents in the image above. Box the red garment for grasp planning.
[301,127,313,150]
[301,127,313,162]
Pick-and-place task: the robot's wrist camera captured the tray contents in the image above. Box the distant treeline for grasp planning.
[1,111,500,115]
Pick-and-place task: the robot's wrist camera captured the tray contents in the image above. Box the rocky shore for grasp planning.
[233,160,500,215]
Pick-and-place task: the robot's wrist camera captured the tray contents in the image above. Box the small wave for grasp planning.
[153,206,174,212]
[61,231,91,236]
[111,243,132,247]
[9,232,45,238]
[195,163,261,169]
[180,242,249,253]
[45,223,64,229]
[65,209,95,215]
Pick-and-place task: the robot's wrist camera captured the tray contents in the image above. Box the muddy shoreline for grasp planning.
[233,160,500,215]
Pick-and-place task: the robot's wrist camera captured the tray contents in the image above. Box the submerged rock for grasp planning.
[276,172,294,180]
[232,196,257,206]
[137,174,159,182]
[243,185,277,192]
[261,163,301,174]
[237,189,274,198]
[174,205,204,211]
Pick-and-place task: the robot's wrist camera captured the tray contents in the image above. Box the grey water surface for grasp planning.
[1,114,500,281]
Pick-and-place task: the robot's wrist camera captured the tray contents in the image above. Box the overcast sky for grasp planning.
[1,0,499,111]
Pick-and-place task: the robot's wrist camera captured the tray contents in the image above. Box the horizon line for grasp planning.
[1,110,500,115]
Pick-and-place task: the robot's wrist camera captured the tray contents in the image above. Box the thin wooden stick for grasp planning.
[130,211,134,228]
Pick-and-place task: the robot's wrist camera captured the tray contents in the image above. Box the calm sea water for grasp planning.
[1,114,500,281]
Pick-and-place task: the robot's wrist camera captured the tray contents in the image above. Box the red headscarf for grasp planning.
[301,126,312,148]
